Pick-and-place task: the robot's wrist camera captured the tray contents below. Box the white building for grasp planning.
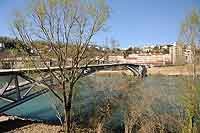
[143,46,153,53]
[108,53,171,66]
[169,43,193,65]
[169,46,176,64]
[0,43,5,50]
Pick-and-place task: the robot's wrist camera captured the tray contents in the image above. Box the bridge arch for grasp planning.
[126,65,140,76]
[81,64,145,77]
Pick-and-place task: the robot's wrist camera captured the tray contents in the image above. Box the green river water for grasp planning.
[0,75,196,131]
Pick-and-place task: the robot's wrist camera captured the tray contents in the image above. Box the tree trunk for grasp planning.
[62,81,68,132]
[62,81,74,133]
[188,116,193,133]
[66,83,74,133]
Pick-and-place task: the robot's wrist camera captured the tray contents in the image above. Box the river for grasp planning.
[0,74,197,131]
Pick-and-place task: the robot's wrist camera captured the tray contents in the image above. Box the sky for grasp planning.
[0,0,199,48]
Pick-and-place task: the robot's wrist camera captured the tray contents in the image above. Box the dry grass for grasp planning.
[10,123,96,133]
[12,123,63,133]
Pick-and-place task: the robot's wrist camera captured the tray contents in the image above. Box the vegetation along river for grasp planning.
[0,74,199,132]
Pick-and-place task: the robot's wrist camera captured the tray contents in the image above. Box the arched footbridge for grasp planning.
[0,63,147,114]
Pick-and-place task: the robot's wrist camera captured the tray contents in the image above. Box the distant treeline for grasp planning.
[0,36,105,49]
[0,36,109,58]
[0,36,48,49]
[0,36,19,49]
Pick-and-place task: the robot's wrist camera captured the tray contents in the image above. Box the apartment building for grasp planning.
[108,43,193,66]
[127,53,171,65]
[169,44,193,65]
[108,53,171,66]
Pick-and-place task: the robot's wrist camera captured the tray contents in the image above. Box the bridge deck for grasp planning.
[0,63,140,75]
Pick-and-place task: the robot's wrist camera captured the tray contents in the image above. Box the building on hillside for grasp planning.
[143,46,153,53]
[0,43,5,50]
[108,53,171,66]
[175,44,185,65]
[108,55,126,63]
[127,53,171,66]
[108,42,195,66]
[169,45,176,65]
[108,43,194,66]
[169,43,193,65]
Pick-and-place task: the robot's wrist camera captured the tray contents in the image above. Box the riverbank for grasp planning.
[0,115,96,132]
[148,64,200,76]
[10,123,62,133]
[0,116,62,133]
[0,115,33,132]
[95,64,200,76]
[0,118,97,133]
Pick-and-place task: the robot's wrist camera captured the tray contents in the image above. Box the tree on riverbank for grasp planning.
[178,9,200,133]
[12,0,110,132]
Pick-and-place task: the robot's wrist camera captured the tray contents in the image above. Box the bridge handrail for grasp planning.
[0,63,141,73]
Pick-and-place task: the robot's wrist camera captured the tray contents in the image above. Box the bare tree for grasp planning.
[179,9,200,73]
[178,9,200,133]
[12,0,109,132]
